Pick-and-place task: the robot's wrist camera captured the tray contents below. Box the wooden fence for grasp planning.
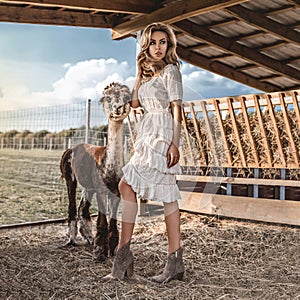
[130,89,300,226]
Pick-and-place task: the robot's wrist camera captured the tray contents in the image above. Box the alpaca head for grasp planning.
[99,82,131,121]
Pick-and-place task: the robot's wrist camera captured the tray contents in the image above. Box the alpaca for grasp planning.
[60,82,131,261]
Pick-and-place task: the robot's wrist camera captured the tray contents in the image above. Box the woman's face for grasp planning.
[148,31,168,61]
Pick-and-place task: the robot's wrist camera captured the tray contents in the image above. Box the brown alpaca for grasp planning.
[60,82,131,261]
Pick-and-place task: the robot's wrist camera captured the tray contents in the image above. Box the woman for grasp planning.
[103,22,184,283]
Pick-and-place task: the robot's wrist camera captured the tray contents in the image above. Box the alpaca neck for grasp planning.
[105,120,124,177]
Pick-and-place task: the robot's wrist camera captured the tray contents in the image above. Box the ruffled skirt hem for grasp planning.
[122,163,181,203]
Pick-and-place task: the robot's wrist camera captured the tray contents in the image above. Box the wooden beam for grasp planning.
[200,101,220,166]
[176,45,280,92]
[240,96,260,166]
[177,175,300,187]
[0,6,111,27]
[179,191,300,226]
[0,0,156,14]
[213,99,233,166]
[278,92,299,166]
[112,0,249,40]
[226,4,300,45]
[265,94,286,166]
[253,95,273,166]
[227,97,247,167]
[173,20,300,83]
[188,103,207,165]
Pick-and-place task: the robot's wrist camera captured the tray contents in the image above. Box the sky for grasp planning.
[0,22,261,111]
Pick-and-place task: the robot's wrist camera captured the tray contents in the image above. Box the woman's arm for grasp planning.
[167,101,182,168]
[131,76,141,108]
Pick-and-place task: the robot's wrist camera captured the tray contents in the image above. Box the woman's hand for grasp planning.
[167,142,180,168]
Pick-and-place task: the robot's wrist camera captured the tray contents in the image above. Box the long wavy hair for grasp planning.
[137,23,180,82]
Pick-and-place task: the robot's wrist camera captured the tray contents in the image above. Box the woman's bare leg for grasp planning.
[118,179,138,247]
[164,201,181,254]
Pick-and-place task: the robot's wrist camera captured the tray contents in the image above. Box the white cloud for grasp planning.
[0,58,261,111]
[181,62,261,100]
[0,58,136,110]
[34,58,136,106]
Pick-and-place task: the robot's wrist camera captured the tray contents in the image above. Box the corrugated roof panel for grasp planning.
[210,21,258,38]
[242,0,290,11]
[194,47,227,58]
[237,34,282,48]
[218,56,251,68]
[262,44,300,60]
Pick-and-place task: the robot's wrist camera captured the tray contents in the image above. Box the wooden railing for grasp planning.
[128,90,300,225]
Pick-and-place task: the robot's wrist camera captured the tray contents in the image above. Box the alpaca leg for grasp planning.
[108,191,120,257]
[66,178,78,245]
[93,192,109,261]
[78,190,94,244]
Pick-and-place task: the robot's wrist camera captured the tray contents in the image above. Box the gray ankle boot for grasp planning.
[151,247,184,283]
[103,242,134,281]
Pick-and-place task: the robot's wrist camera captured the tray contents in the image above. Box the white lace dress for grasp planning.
[122,64,183,203]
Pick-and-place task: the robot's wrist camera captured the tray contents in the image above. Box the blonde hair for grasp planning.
[137,23,180,81]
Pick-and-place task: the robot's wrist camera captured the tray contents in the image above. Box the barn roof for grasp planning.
[0,0,299,92]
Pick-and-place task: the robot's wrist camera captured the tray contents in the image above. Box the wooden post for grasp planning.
[213,99,232,166]
[280,168,286,200]
[240,96,259,167]
[181,108,195,165]
[227,97,247,167]
[189,102,206,165]
[279,92,299,166]
[227,167,232,196]
[265,94,286,167]
[253,95,272,166]
[253,168,259,198]
[291,91,300,129]
[200,101,219,166]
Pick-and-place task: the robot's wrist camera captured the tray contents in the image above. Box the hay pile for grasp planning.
[182,99,300,169]
[0,212,299,299]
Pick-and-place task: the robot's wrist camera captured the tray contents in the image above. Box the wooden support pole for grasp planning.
[181,109,195,165]
[253,168,259,198]
[291,91,300,129]
[189,103,207,165]
[279,92,299,166]
[200,101,220,166]
[240,96,259,167]
[253,95,272,166]
[227,97,247,167]
[265,94,286,167]
[213,99,232,166]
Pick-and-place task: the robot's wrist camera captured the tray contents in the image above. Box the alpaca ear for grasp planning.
[99,96,105,104]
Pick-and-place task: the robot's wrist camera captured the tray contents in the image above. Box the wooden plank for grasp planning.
[189,103,207,165]
[179,191,300,226]
[226,5,300,45]
[112,0,249,39]
[227,97,247,167]
[173,19,300,83]
[253,95,272,166]
[182,90,300,111]
[279,92,299,166]
[0,6,110,27]
[265,94,286,167]
[240,96,259,166]
[181,110,195,165]
[213,99,232,166]
[200,101,220,166]
[177,174,300,187]
[0,0,155,14]
[292,91,300,129]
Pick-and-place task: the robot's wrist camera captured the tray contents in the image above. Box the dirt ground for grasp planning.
[0,212,299,300]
